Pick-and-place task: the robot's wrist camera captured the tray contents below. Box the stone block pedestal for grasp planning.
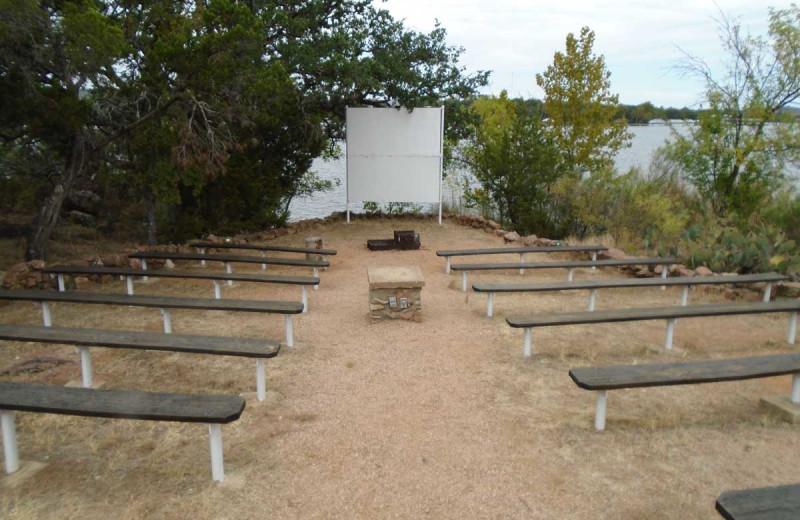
[367,266,425,321]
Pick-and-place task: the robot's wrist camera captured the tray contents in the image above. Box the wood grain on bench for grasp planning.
[0,289,304,314]
[44,265,319,285]
[716,484,800,520]
[0,324,279,358]
[190,242,337,256]
[0,381,244,423]
[474,273,787,293]
[128,251,329,268]
[569,353,800,390]
[507,301,800,329]
[436,245,608,257]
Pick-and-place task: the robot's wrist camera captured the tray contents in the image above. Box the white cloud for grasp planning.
[376,0,794,106]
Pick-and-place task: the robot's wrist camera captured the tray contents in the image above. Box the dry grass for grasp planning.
[1,217,799,519]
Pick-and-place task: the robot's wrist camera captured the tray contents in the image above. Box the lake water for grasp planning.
[287,125,797,221]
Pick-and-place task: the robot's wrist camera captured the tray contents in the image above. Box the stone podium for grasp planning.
[367,266,425,321]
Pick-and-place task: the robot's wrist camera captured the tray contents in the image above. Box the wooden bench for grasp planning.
[0,324,279,400]
[452,257,677,291]
[473,273,788,316]
[569,353,800,430]
[43,265,318,312]
[0,289,304,346]
[436,245,608,274]
[0,381,244,481]
[190,241,337,256]
[716,483,800,519]
[507,301,800,357]
[128,251,328,291]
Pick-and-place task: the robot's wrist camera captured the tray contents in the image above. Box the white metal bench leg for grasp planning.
[41,302,52,327]
[208,424,224,482]
[661,265,668,290]
[285,315,294,347]
[763,282,772,302]
[161,309,172,334]
[126,276,134,296]
[791,375,800,404]
[1,412,19,474]
[523,328,532,357]
[519,253,524,275]
[567,268,574,282]
[78,347,93,388]
[213,280,222,299]
[588,289,597,312]
[681,286,689,306]
[57,274,66,292]
[591,251,597,270]
[445,257,451,274]
[141,258,148,281]
[302,286,308,313]
[225,263,233,286]
[665,318,677,350]
[789,312,798,345]
[487,293,494,318]
[313,268,319,291]
[461,271,468,292]
[256,359,266,402]
[595,391,608,431]
[261,250,266,270]
[200,248,206,267]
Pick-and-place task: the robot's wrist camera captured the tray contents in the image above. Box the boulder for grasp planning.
[28,259,46,270]
[673,265,694,277]
[634,267,655,278]
[695,266,713,276]
[66,190,101,215]
[68,210,95,227]
[503,231,521,243]
[522,234,538,246]
[598,248,628,261]
[164,259,176,269]
[486,220,502,230]
[777,282,800,299]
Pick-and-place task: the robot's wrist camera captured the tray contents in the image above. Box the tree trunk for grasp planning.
[25,136,86,261]
[143,187,158,245]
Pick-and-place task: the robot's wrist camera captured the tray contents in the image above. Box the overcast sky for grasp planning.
[377,0,797,108]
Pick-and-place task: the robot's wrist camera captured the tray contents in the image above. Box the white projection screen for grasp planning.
[346,107,444,223]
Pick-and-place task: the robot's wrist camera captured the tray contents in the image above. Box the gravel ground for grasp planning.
[1,217,799,519]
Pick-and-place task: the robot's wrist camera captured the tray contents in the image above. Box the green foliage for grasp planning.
[664,5,800,218]
[679,218,800,276]
[552,166,689,252]
[460,92,566,235]
[536,27,631,175]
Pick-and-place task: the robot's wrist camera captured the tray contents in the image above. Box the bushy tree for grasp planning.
[461,92,566,235]
[664,5,800,218]
[536,27,631,175]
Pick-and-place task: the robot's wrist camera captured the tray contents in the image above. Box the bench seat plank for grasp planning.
[0,289,304,314]
[507,301,800,328]
[436,245,607,257]
[569,353,800,390]
[474,273,787,293]
[128,251,329,268]
[0,324,279,358]
[452,257,675,271]
[0,381,245,423]
[717,484,800,520]
[44,266,319,285]
[190,242,337,256]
